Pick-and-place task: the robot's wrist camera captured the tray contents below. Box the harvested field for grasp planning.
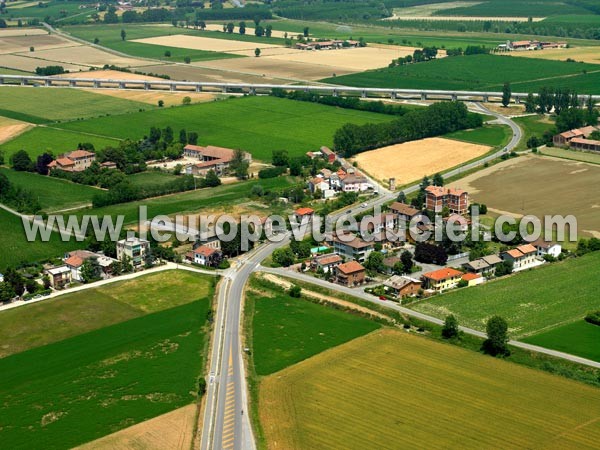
[76,404,197,450]
[503,46,600,64]
[203,23,294,38]
[259,329,600,450]
[58,69,162,81]
[482,102,525,115]
[0,28,48,37]
[14,45,151,68]
[448,154,600,237]
[81,88,217,106]
[132,34,280,52]
[0,34,74,54]
[352,137,490,186]
[0,53,89,72]
[200,56,354,81]
[0,117,32,144]
[130,63,283,84]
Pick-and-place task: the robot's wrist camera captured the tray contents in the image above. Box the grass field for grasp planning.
[411,252,600,338]
[321,54,600,94]
[0,86,152,122]
[432,0,590,17]
[63,24,278,62]
[513,114,555,151]
[128,170,181,188]
[52,96,392,161]
[523,320,600,362]
[0,126,121,159]
[0,270,214,357]
[0,208,84,271]
[0,167,100,211]
[260,329,600,449]
[448,154,600,237]
[0,299,211,449]
[248,288,380,376]
[541,146,600,164]
[71,175,299,225]
[444,124,511,147]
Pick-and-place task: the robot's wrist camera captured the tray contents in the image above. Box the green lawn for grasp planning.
[0,126,121,160]
[322,54,600,94]
[70,175,299,225]
[0,299,211,449]
[513,114,555,151]
[0,270,214,357]
[0,167,100,212]
[53,96,393,161]
[445,124,511,147]
[410,252,600,338]
[62,24,279,62]
[0,87,152,122]
[248,278,380,376]
[523,321,600,363]
[0,207,84,272]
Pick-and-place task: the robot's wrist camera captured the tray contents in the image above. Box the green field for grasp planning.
[0,270,214,357]
[71,175,299,225]
[128,170,181,187]
[248,284,380,376]
[523,320,600,362]
[541,146,600,164]
[0,67,33,76]
[259,329,600,449]
[432,0,590,17]
[52,96,392,161]
[63,24,279,62]
[0,167,100,211]
[0,126,121,159]
[6,1,91,21]
[410,252,600,338]
[0,298,210,449]
[445,124,511,147]
[513,114,555,151]
[0,207,84,271]
[0,87,152,123]
[322,54,600,94]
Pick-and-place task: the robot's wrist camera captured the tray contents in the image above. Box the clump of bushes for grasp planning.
[584,311,600,326]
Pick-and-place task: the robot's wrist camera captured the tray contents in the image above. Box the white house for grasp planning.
[116,237,151,267]
[340,174,371,192]
[530,239,562,258]
[501,244,539,271]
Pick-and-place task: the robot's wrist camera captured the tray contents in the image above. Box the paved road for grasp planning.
[259,266,600,369]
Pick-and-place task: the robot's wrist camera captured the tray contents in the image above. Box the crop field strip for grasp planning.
[259,329,600,450]
[523,320,600,362]
[410,251,600,338]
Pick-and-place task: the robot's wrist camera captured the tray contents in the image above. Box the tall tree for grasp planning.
[524,93,536,113]
[432,173,444,187]
[441,314,459,339]
[238,21,246,35]
[230,149,249,179]
[501,82,511,107]
[482,315,510,356]
[179,128,188,145]
[36,152,54,175]
[120,29,126,41]
[10,150,33,172]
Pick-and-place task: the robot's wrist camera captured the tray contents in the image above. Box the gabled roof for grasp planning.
[389,202,419,217]
[194,245,220,257]
[333,234,373,249]
[336,261,365,275]
[315,254,342,265]
[66,149,95,159]
[504,249,524,259]
[295,207,315,216]
[65,255,84,268]
[481,254,502,265]
[464,259,489,270]
[529,238,558,249]
[422,267,462,281]
[384,275,421,290]
[516,243,537,255]
[425,185,467,197]
[461,273,481,281]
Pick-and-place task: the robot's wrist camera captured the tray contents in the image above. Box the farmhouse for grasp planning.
[501,244,538,271]
[335,260,366,286]
[320,146,337,164]
[569,137,600,152]
[311,253,342,273]
[383,275,421,298]
[425,186,469,215]
[183,145,251,176]
[553,126,598,147]
[47,149,96,172]
[186,245,223,267]
[341,173,371,192]
[308,177,330,194]
[421,267,463,292]
[116,237,150,268]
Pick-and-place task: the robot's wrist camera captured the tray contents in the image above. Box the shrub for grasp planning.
[584,311,600,326]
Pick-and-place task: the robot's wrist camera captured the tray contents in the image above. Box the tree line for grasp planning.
[333,101,483,157]
[0,172,41,214]
[271,89,409,116]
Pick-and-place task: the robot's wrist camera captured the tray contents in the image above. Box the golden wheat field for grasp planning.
[260,329,600,450]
